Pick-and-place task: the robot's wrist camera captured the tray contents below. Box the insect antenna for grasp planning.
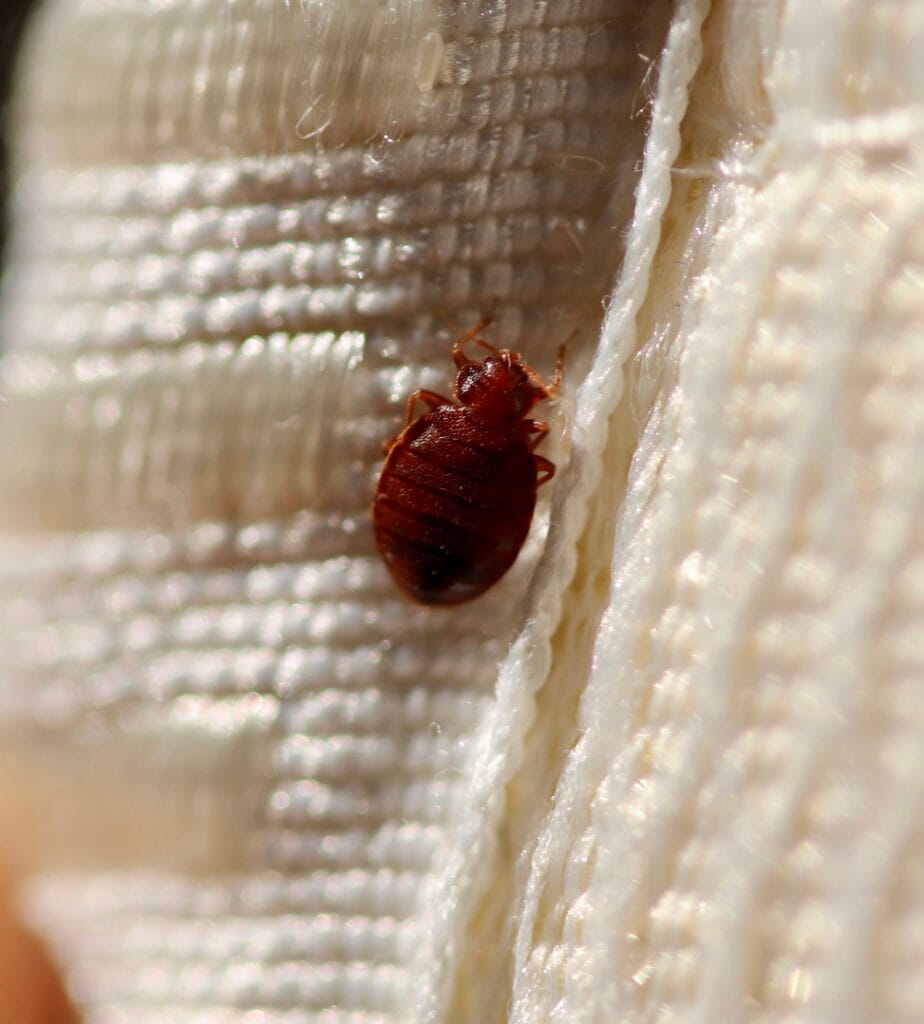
[524,332,573,397]
[549,340,568,395]
[451,315,499,367]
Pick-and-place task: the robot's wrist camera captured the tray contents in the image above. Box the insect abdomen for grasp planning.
[374,409,536,605]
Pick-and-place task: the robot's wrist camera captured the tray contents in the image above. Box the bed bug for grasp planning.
[373,318,564,605]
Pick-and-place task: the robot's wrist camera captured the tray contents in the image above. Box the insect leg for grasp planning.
[382,390,449,454]
[452,316,497,367]
[524,337,570,396]
[403,389,448,427]
[524,418,549,450]
[534,454,556,486]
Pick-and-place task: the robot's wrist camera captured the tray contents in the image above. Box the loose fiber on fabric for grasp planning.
[478,2,924,1023]
[0,1,667,1021]
[411,3,709,1021]
[9,0,924,1022]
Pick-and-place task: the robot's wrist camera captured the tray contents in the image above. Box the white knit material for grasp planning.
[3,0,924,1022]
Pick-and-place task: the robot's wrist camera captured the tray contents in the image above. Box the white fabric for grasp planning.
[464,2,924,1023]
[3,0,924,1023]
[0,0,664,1020]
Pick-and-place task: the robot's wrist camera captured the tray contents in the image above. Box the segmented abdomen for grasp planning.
[373,406,537,605]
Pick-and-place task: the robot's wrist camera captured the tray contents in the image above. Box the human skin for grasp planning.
[0,869,78,1024]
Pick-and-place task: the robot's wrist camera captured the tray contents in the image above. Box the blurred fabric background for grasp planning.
[3,2,924,1024]
[0,1,665,1020]
[0,0,37,266]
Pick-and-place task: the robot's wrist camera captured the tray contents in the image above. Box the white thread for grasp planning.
[411,3,707,1021]
[495,2,924,1022]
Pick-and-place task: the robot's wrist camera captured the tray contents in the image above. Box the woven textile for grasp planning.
[0,0,667,1020]
[4,0,924,1022]
[426,1,924,1023]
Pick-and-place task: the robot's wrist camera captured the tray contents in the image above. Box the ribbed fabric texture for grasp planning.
[4,0,924,1022]
[0,1,665,1021]
[432,1,924,1023]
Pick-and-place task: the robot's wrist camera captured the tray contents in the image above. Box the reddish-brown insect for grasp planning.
[373,318,564,605]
